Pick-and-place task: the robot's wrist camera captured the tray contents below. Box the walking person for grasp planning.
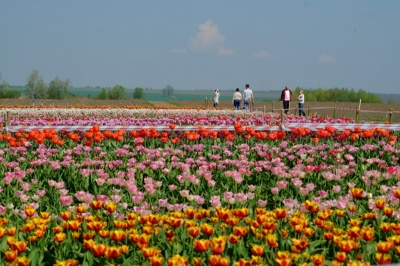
[242,84,254,111]
[232,88,242,110]
[280,85,292,115]
[298,90,306,116]
[213,89,220,107]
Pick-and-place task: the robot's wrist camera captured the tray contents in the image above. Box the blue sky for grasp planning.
[1,1,399,93]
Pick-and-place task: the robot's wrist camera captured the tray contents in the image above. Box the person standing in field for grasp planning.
[298,90,306,116]
[242,84,254,111]
[232,88,242,110]
[280,85,292,115]
[213,89,220,107]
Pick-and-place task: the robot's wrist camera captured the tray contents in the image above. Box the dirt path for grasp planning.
[148,101,176,107]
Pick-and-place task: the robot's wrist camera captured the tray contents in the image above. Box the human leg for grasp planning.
[283,101,289,114]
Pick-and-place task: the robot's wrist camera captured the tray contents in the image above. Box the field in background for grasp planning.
[1,98,399,123]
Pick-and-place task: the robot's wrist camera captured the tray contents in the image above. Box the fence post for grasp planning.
[308,107,311,116]
[272,101,274,113]
[263,105,266,113]
[205,97,207,108]
[333,105,336,119]
[6,110,10,128]
[355,99,362,123]
[356,106,359,123]
[389,108,393,124]
[280,109,285,131]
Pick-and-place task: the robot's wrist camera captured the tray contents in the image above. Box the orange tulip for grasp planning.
[91,244,107,257]
[40,212,51,219]
[210,236,227,255]
[384,206,394,216]
[66,220,81,231]
[350,188,363,198]
[83,239,96,250]
[266,233,279,248]
[24,205,36,217]
[4,249,18,261]
[375,198,386,209]
[60,211,71,221]
[376,241,394,253]
[338,239,355,253]
[275,251,293,266]
[109,230,127,242]
[150,256,164,266]
[9,256,31,266]
[167,254,189,266]
[54,232,67,243]
[291,237,309,251]
[334,252,347,263]
[393,188,400,199]
[188,226,200,238]
[375,252,391,265]
[303,227,315,237]
[233,226,248,237]
[193,239,210,253]
[201,223,214,236]
[142,246,160,258]
[311,254,325,265]
[251,244,265,256]
[104,202,117,213]
[105,246,121,260]
[361,226,375,241]
[208,255,229,266]
[75,205,87,214]
[274,208,287,219]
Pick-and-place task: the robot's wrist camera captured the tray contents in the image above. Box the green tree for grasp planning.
[98,88,108,100]
[133,87,144,99]
[109,85,125,100]
[47,76,71,99]
[162,84,174,97]
[0,74,10,98]
[25,69,48,105]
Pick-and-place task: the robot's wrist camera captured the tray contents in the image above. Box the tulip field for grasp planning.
[0,106,400,266]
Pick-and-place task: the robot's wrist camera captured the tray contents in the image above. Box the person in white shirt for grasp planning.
[298,90,306,116]
[242,84,254,111]
[213,89,220,107]
[280,85,292,115]
[232,88,242,110]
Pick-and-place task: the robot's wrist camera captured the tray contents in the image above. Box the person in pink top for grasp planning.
[280,85,292,115]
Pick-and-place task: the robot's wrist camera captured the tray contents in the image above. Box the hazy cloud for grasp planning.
[318,54,336,64]
[251,50,271,59]
[171,48,188,54]
[191,20,232,54]
[218,47,234,56]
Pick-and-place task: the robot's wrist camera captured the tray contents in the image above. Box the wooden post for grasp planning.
[272,101,274,113]
[205,97,207,108]
[5,110,10,133]
[389,108,393,124]
[263,105,266,113]
[280,109,285,131]
[333,105,336,119]
[356,106,359,123]
[356,99,361,123]
[6,110,10,127]
[308,107,311,116]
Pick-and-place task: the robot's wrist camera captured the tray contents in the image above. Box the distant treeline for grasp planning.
[294,87,383,103]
